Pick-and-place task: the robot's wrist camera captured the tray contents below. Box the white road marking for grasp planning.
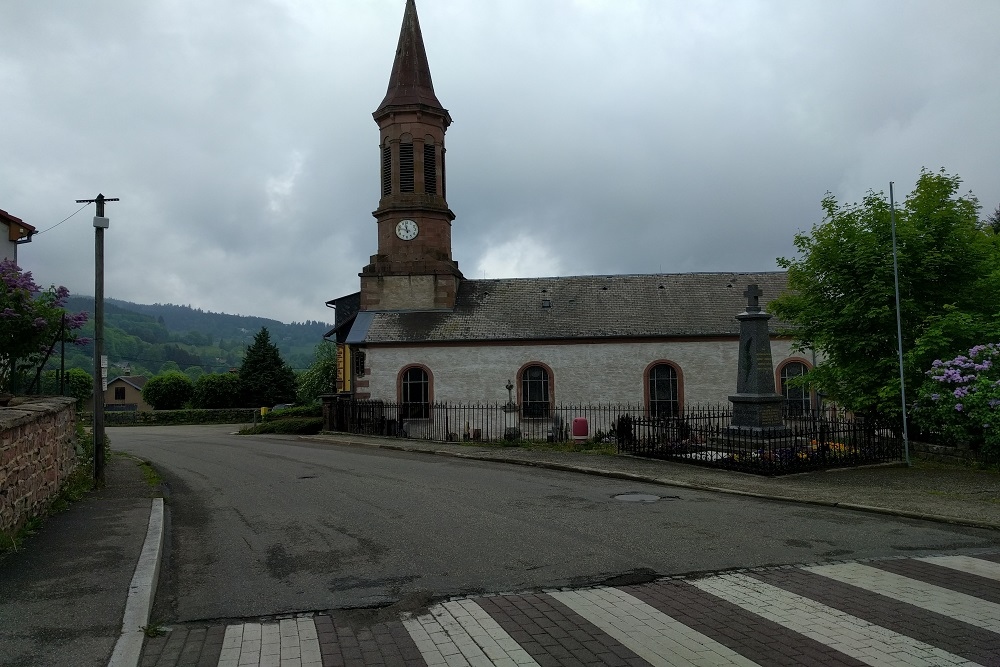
[807,562,1000,634]
[917,555,1000,583]
[693,572,980,667]
[402,600,538,667]
[550,586,760,667]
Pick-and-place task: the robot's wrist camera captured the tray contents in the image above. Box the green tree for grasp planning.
[192,372,242,409]
[984,204,1000,234]
[141,371,194,410]
[296,342,338,405]
[770,169,1000,415]
[0,260,88,394]
[38,367,93,408]
[184,366,205,383]
[239,327,297,408]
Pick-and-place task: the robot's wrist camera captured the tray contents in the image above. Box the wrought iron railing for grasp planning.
[323,398,903,475]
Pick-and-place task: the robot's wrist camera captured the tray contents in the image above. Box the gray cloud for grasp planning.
[4,0,998,324]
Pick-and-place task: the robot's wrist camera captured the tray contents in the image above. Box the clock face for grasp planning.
[395,219,419,241]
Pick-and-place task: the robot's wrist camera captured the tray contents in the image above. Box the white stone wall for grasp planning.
[362,338,802,406]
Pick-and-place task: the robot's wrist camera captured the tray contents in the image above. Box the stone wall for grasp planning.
[0,396,78,535]
[363,338,800,406]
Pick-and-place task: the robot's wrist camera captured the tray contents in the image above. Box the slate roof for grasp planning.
[109,376,148,390]
[357,272,789,344]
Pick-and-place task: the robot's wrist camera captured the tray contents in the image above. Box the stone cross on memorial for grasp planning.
[728,283,790,437]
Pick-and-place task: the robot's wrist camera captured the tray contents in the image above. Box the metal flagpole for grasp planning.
[889,182,911,466]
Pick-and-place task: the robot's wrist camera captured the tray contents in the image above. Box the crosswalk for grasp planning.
[154,552,1000,667]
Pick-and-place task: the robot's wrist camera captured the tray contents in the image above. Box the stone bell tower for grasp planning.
[360,0,462,312]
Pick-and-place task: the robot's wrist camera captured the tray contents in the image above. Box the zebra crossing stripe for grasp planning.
[918,555,1000,583]
[216,618,321,667]
[550,586,760,667]
[691,572,979,667]
[807,562,1000,634]
[401,600,539,667]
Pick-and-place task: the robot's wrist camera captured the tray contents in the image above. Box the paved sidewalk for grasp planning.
[302,433,1000,530]
[143,551,1000,666]
[0,453,161,667]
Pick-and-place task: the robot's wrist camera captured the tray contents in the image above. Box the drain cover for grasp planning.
[613,493,661,502]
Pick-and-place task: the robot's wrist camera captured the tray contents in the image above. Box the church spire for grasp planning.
[375,0,448,120]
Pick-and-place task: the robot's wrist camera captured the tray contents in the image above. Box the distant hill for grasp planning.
[57,296,332,378]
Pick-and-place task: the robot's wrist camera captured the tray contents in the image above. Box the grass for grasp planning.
[142,621,167,638]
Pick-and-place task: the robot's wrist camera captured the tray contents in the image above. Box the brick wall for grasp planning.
[0,396,78,535]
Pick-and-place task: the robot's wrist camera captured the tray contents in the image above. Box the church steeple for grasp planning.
[375,0,449,122]
[360,0,462,312]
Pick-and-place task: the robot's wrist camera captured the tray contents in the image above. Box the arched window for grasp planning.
[520,365,551,418]
[400,366,430,419]
[647,363,679,418]
[779,361,811,416]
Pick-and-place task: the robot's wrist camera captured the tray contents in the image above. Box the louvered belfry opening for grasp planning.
[381,146,391,197]
[424,143,436,194]
[399,142,415,193]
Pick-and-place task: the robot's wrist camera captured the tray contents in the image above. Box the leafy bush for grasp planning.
[240,417,323,435]
[93,407,257,426]
[914,343,1000,459]
[193,373,242,409]
[141,372,194,410]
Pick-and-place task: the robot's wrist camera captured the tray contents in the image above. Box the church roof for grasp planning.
[355,271,790,344]
[374,0,446,116]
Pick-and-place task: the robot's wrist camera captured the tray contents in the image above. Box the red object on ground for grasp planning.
[572,417,588,440]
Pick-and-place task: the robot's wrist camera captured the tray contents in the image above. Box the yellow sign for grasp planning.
[336,344,352,393]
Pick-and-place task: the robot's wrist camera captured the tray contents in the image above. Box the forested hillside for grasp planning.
[52,296,331,380]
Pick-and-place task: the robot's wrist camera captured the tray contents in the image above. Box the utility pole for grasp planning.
[75,193,119,487]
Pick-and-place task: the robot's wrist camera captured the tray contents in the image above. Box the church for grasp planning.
[325,0,810,431]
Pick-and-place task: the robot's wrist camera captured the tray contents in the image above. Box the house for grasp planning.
[1,208,35,264]
[103,375,151,412]
[324,0,812,423]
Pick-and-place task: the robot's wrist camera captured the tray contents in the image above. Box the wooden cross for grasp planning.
[744,284,763,310]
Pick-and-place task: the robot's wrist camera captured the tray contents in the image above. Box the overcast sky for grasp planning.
[4,0,998,325]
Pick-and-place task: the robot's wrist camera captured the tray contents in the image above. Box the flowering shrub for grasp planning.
[914,343,1000,457]
[0,259,88,394]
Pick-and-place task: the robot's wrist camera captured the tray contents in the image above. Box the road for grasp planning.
[112,425,1000,625]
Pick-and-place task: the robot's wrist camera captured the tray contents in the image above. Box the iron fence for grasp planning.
[324,398,903,475]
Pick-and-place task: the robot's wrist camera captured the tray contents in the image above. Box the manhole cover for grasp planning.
[613,493,661,502]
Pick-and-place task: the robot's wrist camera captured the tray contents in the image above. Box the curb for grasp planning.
[108,497,165,667]
[301,435,1000,532]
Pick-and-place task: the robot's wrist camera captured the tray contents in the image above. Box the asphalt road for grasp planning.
[112,425,1000,624]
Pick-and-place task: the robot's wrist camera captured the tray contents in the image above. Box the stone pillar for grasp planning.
[728,284,790,437]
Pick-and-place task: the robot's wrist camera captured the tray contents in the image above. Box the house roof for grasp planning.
[354,271,789,345]
[1,208,35,244]
[109,376,148,390]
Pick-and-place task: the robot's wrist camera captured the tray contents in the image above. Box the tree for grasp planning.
[985,204,1000,234]
[296,342,338,405]
[770,169,1000,415]
[141,371,194,410]
[38,367,93,408]
[0,259,88,394]
[238,327,297,408]
[192,372,242,409]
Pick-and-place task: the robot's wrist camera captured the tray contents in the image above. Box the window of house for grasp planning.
[399,142,414,193]
[423,144,436,194]
[400,366,429,419]
[114,386,126,400]
[521,365,550,418]
[780,361,811,416]
[648,363,679,418]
